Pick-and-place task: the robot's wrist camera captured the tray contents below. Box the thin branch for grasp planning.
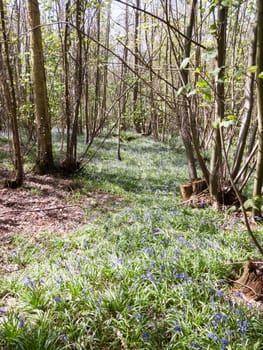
[220,127,263,257]
[114,0,207,50]
[1,205,81,215]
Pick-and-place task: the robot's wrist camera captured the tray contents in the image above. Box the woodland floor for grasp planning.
[0,170,124,238]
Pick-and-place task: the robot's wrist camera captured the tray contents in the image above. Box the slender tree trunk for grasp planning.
[93,1,101,135]
[66,0,83,170]
[120,3,129,131]
[64,0,71,161]
[133,0,141,133]
[27,0,54,174]
[253,0,263,217]
[101,1,111,123]
[181,0,198,180]
[0,0,23,186]
[232,25,257,179]
[209,3,228,203]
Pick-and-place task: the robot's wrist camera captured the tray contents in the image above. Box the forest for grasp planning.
[1,0,263,349]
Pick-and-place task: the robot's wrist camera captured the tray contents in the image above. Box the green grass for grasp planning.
[1,136,263,349]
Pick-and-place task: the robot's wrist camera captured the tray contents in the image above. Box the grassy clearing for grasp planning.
[1,136,263,349]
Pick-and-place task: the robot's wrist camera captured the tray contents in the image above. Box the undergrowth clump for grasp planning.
[1,136,263,349]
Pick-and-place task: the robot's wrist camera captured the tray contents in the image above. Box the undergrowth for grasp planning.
[1,135,263,349]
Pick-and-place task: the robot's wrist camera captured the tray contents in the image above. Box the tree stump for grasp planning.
[180,178,208,201]
[192,179,207,195]
[180,181,193,201]
[233,260,263,301]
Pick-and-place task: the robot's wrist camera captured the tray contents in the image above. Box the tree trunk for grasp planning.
[93,1,102,136]
[133,0,141,133]
[66,0,83,170]
[27,0,54,174]
[209,3,228,204]
[180,0,198,180]
[253,0,263,217]
[232,25,257,180]
[0,0,23,186]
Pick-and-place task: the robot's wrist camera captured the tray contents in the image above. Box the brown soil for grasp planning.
[0,170,124,238]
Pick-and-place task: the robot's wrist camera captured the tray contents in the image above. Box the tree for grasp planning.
[27,0,54,174]
[253,0,263,217]
[209,2,228,204]
[0,0,23,187]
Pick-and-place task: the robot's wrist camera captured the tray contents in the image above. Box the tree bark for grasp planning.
[253,0,263,217]
[209,3,228,203]
[180,0,198,180]
[27,0,54,174]
[232,25,257,180]
[0,0,23,186]
[133,0,141,133]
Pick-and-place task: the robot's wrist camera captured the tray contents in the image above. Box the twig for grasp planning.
[219,127,263,257]
[1,205,81,215]
[228,278,263,298]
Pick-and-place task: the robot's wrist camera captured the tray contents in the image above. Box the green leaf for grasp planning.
[244,198,258,210]
[180,57,190,69]
[220,119,234,128]
[258,72,263,79]
[202,92,212,101]
[209,24,217,32]
[202,48,218,61]
[220,115,237,128]
[247,65,258,73]
[196,80,209,89]
[212,120,220,129]
[225,115,237,121]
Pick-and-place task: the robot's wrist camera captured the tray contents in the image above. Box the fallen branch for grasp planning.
[0,204,82,215]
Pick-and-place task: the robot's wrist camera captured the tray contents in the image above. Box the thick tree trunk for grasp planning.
[27,0,54,174]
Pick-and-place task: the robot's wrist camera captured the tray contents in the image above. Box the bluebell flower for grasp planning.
[220,338,229,345]
[191,340,199,347]
[134,313,143,320]
[174,324,182,332]
[225,329,233,336]
[143,247,155,255]
[141,332,150,340]
[237,319,248,334]
[17,317,25,328]
[60,334,68,341]
[0,310,6,315]
[215,290,224,298]
[54,297,62,303]
[208,332,218,342]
